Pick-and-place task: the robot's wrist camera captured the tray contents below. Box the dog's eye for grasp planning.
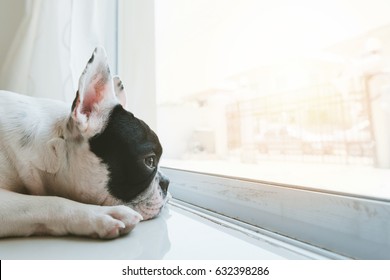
[144,156,157,168]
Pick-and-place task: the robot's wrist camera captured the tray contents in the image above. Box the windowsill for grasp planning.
[0,200,342,260]
[162,159,390,201]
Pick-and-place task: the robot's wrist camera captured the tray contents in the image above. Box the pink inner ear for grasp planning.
[81,80,106,116]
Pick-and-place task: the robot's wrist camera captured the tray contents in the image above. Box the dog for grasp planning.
[0,47,170,239]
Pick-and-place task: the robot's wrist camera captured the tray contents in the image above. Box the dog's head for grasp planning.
[67,47,170,220]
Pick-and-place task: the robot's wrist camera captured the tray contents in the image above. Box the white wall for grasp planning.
[0,0,25,68]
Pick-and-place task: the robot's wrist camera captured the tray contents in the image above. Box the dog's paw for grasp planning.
[89,205,143,239]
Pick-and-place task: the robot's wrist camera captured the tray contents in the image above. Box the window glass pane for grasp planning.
[155,0,390,199]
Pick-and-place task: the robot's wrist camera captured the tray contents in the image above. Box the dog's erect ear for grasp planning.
[71,47,118,136]
[113,76,127,108]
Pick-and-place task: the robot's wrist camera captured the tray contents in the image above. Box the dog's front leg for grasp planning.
[0,189,142,239]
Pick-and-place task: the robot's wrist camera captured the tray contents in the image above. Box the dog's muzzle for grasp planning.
[129,171,171,220]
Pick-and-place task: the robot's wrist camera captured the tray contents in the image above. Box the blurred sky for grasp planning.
[155,0,390,102]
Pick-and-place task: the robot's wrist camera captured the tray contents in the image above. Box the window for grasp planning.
[119,0,390,259]
[153,0,390,199]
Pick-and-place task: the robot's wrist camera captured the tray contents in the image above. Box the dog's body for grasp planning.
[0,47,169,239]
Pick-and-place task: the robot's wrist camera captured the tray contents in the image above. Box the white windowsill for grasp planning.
[0,200,341,260]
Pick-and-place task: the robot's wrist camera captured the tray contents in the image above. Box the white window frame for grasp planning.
[118,0,390,259]
[162,167,390,259]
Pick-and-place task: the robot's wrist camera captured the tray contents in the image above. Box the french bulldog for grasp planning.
[0,47,170,239]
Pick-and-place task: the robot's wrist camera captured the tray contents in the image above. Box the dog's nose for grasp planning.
[159,175,170,194]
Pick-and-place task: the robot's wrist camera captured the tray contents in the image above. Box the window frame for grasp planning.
[162,167,390,259]
[118,0,390,260]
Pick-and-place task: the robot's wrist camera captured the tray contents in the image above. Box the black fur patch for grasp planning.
[88,53,94,64]
[89,105,162,202]
[71,91,79,112]
[117,80,124,91]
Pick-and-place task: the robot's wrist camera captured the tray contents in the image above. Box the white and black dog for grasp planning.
[0,47,170,239]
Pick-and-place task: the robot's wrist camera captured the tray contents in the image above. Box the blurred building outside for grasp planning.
[158,25,390,170]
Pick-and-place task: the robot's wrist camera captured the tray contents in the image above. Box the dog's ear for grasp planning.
[71,47,119,136]
[113,76,127,108]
